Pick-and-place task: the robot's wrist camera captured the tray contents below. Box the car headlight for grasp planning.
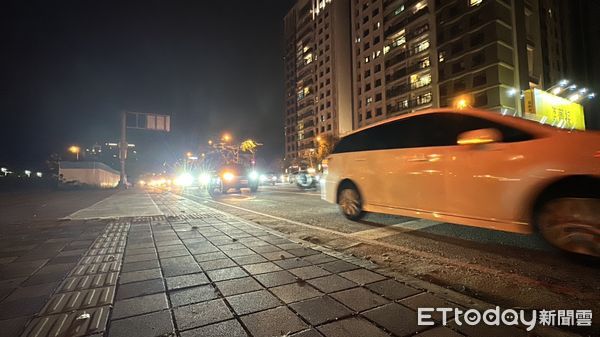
[199,173,211,185]
[175,173,193,186]
[222,172,235,182]
[249,171,259,180]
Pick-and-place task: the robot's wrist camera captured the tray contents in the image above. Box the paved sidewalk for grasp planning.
[1,190,581,337]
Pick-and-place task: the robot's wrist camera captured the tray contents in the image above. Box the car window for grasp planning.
[333,112,534,154]
[429,113,534,144]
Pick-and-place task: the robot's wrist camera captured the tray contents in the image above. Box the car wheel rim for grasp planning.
[538,197,600,256]
[340,189,361,217]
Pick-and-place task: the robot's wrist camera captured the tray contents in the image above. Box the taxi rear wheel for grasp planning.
[338,185,364,221]
[536,197,600,257]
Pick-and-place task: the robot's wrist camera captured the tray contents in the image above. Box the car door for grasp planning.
[440,113,536,223]
[371,115,451,212]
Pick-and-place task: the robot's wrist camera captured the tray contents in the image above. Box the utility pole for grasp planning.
[118,111,128,188]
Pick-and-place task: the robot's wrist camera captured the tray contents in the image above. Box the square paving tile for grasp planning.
[273,258,311,270]
[116,278,165,300]
[199,258,237,271]
[223,248,255,258]
[287,248,320,257]
[174,298,233,330]
[319,260,360,273]
[161,256,202,277]
[230,254,267,265]
[121,259,160,273]
[261,251,295,260]
[0,296,47,319]
[241,306,308,337]
[180,319,248,337]
[158,249,190,259]
[215,277,264,296]
[303,254,337,265]
[108,310,174,337]
[363,302,425,336]
[0,316,29,337]
[317,317,388,337]
[250,245,281,254]
[123,253,157,263]
[169,285,218,307]
[119,269,162,284]
[225,290,281,315]
[366,279,422,300]
[4,281,59,301]
[288,266,330,280]
[206,267,248,282]
[125,247,156,257]
[254,270,297,288]
[307,275,358,294]
[290,296,353,325]
[193,252,228,262]
[166,273,210,290]
[112,293,169,319]
[339,269,386,285]
[242,262,282,275]
[270,282,323,304]
[330,287,389,312]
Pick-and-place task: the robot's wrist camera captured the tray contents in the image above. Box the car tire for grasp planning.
[535,196,600,257]
[338,185,364,221]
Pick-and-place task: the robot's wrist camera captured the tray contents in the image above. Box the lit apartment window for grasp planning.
[366,97,373,105]
[469,0,483,6]
[414,40,430,53]
[414,1,426,12]
[439,51,446,63]
[365,56,370,63]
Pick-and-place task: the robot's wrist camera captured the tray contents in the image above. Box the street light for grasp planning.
[24,170,31,177]
[68,146,80,160]
[222,133,232,142]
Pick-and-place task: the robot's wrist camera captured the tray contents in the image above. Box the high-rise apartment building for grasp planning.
[284,0,353,165]
[284,0,570,157]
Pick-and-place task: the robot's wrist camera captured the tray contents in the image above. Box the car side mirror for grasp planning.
[457,128,502,145]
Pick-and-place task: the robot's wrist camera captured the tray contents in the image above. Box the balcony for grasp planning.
[385,42,430,68]
[384,7,428,39]
[386,94,433,114]
[385,61,430,84]
[386,83,411,99]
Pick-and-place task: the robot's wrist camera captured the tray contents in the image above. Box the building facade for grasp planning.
[285,0,570,160]
[284,0,353,165]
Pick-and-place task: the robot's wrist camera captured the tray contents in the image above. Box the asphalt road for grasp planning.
[176,183,599,319]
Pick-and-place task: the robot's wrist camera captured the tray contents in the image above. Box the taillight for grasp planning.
[594,151,600,158]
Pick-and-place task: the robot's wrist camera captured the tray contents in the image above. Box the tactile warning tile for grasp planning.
[40,287,115,315]
[79,254,123,265]
[87,247,124,256]
[70,260,121,276]
[91,241,125,249]
[21,305,110,337]
[57,272,118,293]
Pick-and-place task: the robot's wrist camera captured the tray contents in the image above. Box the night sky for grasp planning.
[0,0,295,171]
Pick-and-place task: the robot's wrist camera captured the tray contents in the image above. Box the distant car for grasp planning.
[322,108,600,257]
[208,164,259,194]
[260,172,278,186]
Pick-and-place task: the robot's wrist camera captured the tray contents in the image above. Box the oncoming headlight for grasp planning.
[249,171,259,180]
[222,172,235,182]
[199,173,211,185]
[175,173,193,186]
